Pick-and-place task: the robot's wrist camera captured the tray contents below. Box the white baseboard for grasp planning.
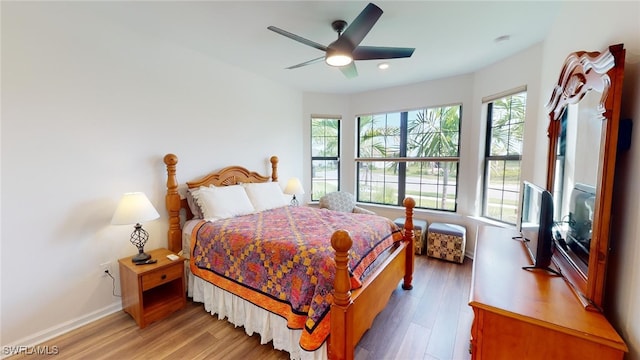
[1,302,122,359]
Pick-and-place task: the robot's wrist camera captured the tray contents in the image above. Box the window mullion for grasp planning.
[398,112,408,203]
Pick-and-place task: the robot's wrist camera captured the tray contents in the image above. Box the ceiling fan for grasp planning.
[267,2,415,79]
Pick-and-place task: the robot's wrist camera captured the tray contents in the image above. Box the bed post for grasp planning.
[402,197,415,290]
[270,156,279,182]
[329,230,354,360]
[163,154,182,253]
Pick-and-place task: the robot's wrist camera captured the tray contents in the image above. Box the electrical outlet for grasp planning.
[100,262,112,277]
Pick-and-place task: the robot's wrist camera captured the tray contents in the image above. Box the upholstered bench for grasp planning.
[427,222,466,263]
[393,217,428,255]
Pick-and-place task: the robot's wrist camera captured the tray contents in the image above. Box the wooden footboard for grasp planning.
[329,197,414,360]
[163,153,414,360]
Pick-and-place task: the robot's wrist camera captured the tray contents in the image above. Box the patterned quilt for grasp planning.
[190,206,403,351]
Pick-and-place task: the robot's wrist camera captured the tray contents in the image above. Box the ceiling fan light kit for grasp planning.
[326,51,353,67]
[268,2,415,78]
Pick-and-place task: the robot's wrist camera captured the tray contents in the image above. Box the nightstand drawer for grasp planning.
[141,264,183,291]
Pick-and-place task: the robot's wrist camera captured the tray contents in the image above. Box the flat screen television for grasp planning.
[566,183,596,264]
[519,181,555,272]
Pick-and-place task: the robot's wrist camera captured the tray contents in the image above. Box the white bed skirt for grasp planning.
[188,271,328,360]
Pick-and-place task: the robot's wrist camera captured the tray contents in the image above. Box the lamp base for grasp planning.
[131,252,151,264]
[130,224,151,263]
[290,195,299,207]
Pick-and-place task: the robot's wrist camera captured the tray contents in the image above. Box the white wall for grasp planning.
[1,3,303,348]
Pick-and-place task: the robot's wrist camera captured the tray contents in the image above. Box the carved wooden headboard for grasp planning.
[163,153,279,253]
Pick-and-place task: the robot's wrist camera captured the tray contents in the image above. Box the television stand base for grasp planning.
[522,265,562,277]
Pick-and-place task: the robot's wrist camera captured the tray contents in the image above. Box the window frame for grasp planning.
[481,89,527,224]
[310,116,341,202]
[355,104,462,211]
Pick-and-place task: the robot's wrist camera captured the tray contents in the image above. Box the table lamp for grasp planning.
[284,177,304,206]
[111,192,160,263]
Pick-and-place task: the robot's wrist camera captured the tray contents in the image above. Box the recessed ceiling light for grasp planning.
[495,35,511,43]
[378,62,390,70]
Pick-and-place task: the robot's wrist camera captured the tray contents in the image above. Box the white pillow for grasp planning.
[243,182,289,211]
[192,185,255,220]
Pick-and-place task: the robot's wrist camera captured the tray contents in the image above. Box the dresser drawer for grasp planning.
[141,264,183,291]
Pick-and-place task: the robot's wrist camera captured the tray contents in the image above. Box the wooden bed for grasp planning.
[163,153,415,360]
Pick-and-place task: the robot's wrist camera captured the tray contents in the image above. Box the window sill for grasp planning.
[467,215,516,230]
[307,201,465,222]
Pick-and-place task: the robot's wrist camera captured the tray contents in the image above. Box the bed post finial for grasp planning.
[331,229,352,306]
[402,197,415,290]
[164,154,181,253]
[330,229,353,360]
[270,156,279,182]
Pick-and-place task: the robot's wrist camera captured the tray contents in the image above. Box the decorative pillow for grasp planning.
[186,188,204,219]
[192,185,255,220]
[319,191,356,213]
[243,182,289,211]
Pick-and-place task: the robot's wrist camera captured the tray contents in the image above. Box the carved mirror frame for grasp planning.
[545,43,626,310]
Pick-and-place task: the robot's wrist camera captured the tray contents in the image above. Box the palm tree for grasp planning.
[311,118,339,157]
[486,93,526,222]
[358,115,400,157]
[358,115,400,201]
[488,94,525,159]
[407,106,460,209]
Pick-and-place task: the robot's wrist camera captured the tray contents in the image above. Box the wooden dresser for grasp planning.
[469,226,627,360]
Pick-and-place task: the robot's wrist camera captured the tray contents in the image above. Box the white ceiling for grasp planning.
[96,1,562,94]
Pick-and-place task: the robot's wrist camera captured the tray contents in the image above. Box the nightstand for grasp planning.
[118,248,186,328]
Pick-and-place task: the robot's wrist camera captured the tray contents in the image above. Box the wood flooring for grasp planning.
[9,255,473,360]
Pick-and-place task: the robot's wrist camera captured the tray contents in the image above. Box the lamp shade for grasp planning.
[111,192,160,225]
[283,177,305,195]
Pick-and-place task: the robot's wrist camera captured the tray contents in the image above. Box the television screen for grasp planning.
[567,183,596,263]
[519,181,554,269]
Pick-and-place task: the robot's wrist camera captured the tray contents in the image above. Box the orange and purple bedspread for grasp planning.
[190,206,402,351]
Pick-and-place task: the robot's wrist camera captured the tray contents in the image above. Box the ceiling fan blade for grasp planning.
[267,26,328,52]
[333,3,383,50]
[286,56,326,69]
[339,62,358,79]
[352,46,415,60]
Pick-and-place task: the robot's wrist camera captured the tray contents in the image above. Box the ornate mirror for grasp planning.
[545,44,626,310]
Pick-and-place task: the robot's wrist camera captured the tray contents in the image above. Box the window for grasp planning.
[483,91,527,224]
[552,111,568,221]
[356,105,461,211]
[311,117,340,201]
